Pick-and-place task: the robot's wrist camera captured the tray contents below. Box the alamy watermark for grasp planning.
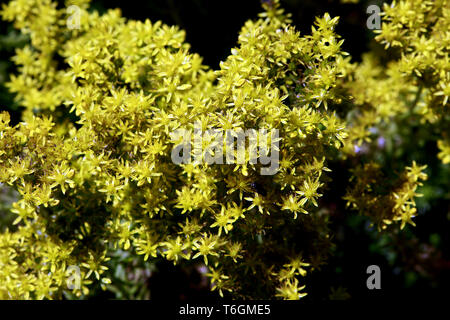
[66,5,81,30]
[66,265,81,290]
[170,121,280,175]
[366,265,381,289]
[366,4,381,30]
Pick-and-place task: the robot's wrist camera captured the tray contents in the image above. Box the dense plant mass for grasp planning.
[0,0,447,299]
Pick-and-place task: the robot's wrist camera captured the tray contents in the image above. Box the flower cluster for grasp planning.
[344,161,428,230]
[0,0,437,300]
[343,0,449,163]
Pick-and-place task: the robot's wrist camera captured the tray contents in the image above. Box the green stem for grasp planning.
[411,85,423,110]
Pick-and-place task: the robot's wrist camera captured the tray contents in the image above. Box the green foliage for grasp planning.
[0,0,446,299]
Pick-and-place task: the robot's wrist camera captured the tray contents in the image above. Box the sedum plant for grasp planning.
[0,0,445,299]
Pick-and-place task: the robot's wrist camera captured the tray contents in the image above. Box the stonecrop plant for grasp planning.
[0,0,446,299]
